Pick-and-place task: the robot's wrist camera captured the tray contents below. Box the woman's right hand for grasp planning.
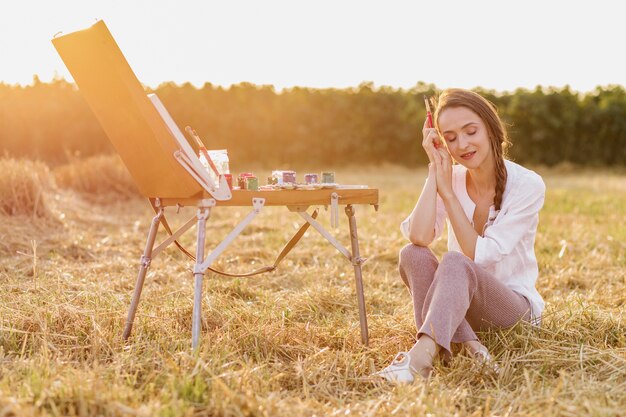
[422,118,441,165]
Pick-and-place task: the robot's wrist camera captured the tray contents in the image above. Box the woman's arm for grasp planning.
[432,146,479,259]
[406,164,439,246]
[441,192,479,259]
[405,118,447,246]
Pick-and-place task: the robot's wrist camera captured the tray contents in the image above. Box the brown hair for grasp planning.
[433,88,511,211]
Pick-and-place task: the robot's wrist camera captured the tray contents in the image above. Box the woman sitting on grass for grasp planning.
[377,88,546,383]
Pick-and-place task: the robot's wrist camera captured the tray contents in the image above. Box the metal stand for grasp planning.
[345,204,369,346]
[192,208,209,350]
[122,208,163,341]
[122,196,371,348]
[296,204,369,345]
[122,198,265,347]
[190,198,264,349]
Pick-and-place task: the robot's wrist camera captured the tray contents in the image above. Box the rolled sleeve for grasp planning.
[400,216,411,240]
[474,174,546,268]
[399,193,448,242]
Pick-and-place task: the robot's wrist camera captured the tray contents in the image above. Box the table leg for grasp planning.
[345,205,369,346]
[192,208,209,350]
[123,209,162,341]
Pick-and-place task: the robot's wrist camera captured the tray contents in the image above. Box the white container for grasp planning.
[199,149,229,187]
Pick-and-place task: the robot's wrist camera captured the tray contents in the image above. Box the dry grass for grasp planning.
[0,162,624,416]
[53,154,139,200]
[0,157,55,217]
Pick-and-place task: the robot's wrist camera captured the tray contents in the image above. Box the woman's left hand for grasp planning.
[432,146,454,200]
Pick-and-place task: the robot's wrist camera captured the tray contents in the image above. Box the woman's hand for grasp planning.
[432,144,454,200]
[421,118,442,165]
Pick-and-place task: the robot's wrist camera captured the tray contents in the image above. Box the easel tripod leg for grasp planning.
[192,208,209,350]
[123,210,162,341]
[345,205,369,346]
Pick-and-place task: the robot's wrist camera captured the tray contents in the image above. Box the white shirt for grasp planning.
[400,160,546,320]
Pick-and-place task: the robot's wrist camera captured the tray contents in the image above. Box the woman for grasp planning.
[377,89,546,383]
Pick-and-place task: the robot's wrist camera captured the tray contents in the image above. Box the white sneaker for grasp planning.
[375,352,417,383]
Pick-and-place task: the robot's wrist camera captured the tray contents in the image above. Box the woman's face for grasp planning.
[437,106,492,169]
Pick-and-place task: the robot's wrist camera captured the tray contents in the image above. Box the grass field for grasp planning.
[1,157,625,416]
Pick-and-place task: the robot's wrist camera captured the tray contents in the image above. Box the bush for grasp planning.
[54,154,139,198]
[0,157,54,217]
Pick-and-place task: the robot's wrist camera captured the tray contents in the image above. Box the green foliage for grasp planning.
[0,77,111,164]
[1,79,625,167]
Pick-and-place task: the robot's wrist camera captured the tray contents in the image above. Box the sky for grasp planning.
[1,0,625,93]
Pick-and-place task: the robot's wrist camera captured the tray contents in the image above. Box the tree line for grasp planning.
[1,77,625,167]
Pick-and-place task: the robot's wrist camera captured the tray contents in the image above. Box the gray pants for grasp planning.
[399,244,531,355]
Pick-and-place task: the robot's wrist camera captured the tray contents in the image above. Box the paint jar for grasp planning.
[245,176,259,191]
[238,172,254,189]
[283,171,296,184]
[271,170,284,185]
[304,173,319,184]
[321,171,335,184]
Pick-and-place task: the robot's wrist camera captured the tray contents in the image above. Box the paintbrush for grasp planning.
[185,126,221,177]
[423,95,440,149]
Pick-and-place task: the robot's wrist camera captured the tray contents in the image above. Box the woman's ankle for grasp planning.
[408,335,440,377]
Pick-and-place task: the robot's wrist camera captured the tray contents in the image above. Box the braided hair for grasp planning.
[433,89,511,211]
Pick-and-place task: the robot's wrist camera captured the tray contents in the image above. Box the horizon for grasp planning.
[5,75,624,96]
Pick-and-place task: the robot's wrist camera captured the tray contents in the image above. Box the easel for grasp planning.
[52,20,379,349]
